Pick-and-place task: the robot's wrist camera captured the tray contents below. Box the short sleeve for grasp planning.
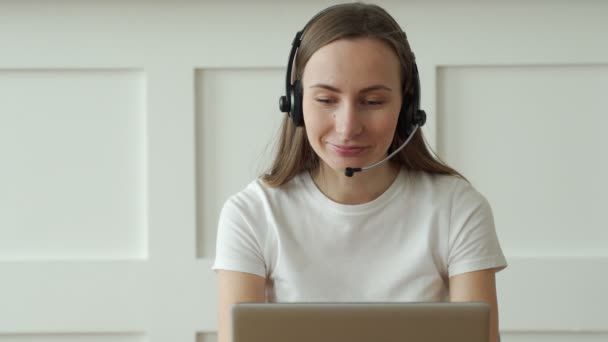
[447,184,507,277]
[211,195,267,278]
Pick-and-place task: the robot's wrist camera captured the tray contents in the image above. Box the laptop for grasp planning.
[232,302,489,342]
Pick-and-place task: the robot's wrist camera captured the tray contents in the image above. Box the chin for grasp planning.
[323,157,369,172]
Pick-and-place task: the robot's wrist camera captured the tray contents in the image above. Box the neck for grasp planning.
[311,161,401,205]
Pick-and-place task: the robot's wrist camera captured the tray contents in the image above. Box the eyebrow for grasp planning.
[308,83,392,93]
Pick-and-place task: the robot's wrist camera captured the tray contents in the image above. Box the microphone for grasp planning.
[344,125,420,177]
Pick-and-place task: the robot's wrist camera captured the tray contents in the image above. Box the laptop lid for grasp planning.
[232,302,489,342]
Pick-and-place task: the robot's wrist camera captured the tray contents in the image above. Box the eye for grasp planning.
[362,99,385,106]
[315,98,335,104]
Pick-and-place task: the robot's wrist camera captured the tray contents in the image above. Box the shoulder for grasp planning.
[222,173,308,218]
[406,170,492,226]
[408,170,486,206]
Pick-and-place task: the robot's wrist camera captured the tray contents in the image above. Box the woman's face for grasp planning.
[302,37,403,174]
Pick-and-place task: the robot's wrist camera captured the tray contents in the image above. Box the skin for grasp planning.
[303,38,403,205]
[217,38,501,342]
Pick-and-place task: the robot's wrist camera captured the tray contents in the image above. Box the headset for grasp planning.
[278,6,427,177]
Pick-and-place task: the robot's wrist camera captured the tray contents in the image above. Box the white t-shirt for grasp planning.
[212,168,507,302]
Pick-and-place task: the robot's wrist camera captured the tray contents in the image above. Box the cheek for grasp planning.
[302,102,320,147]
[304,118,327,147]
[302,97,313,127]
[302,99,330,137]
[371,113,400,144]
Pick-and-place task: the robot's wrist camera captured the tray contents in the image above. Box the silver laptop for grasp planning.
[232,302,489,342]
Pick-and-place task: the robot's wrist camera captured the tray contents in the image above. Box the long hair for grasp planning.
[263,3,464,187]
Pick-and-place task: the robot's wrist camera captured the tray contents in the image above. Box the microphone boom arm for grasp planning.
[344,125,420,177]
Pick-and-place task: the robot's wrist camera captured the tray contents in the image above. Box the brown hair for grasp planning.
[262,3,464,187]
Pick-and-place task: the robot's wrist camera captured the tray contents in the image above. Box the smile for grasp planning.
[328,143,368,156]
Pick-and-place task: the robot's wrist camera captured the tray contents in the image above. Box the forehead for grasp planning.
[302,37,402,88]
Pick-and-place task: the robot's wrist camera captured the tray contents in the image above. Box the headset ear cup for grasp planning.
[397,101,413,137]
[415,109,427,127]
[292,80,304,127]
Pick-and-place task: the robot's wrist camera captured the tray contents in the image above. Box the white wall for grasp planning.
[0,1,606,341]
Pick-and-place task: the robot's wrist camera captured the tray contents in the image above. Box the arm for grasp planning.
[217,270,266,342]
[449,268,501,342]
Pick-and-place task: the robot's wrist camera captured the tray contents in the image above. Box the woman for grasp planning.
[213,3,507,342]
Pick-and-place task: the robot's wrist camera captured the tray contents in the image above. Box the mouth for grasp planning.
[328,143,368,156]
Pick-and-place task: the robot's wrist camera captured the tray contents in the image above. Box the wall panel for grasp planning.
[195,68,284,258]
[0,69,147,260]
[437,65,608,257]
[0,1,606,341]
[0,333,145,342]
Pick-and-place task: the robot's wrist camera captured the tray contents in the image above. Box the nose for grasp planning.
[334,102,363,139]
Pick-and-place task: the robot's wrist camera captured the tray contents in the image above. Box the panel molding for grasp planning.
[194,67,284,259]
[433,62,608,258]
[0,332,146,342]
[0,68,148,260]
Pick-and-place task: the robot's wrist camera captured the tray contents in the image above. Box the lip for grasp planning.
[328,143,368,156]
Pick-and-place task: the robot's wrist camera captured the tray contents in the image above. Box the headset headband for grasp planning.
[278,5,426,132]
